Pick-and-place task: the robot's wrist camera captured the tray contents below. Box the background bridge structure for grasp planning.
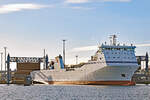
[136,52,149,71]
[133,53,150,84]
[6,54,49,85]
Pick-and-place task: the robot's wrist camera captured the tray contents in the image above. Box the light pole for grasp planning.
[76,55,78,65]
[43,49,46,70]
[0,52,3,71]
[0,52,3,81]
[4,47,7,76]
[62,40,66,67]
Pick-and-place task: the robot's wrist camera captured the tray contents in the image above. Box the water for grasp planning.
[0,84,149,100]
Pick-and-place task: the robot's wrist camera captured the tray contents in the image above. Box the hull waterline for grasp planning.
[45,81,136,86]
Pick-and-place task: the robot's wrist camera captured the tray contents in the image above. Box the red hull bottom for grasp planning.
[46,81,136,86]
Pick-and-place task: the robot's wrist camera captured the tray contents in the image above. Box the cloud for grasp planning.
[0,3,52,14]
[136,43,150,47]
[71,45,98,52]
[102,0,131,2]
[71,43,150,52]
[65,0,90,4]
[67,6,95,10]
[65,0,131,4]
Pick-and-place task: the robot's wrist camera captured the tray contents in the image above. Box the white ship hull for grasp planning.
[31,35,139,86]
[31,64,139,85]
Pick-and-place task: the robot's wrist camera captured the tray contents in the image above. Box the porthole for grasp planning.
[121,74,126,77]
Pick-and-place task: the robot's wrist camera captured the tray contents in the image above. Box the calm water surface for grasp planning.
[0,84,149,100]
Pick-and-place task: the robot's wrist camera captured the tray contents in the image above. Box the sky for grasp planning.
[0,0,150,70]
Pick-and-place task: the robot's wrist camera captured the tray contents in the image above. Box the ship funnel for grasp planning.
[55,55,65,69]
[109,35,117,46]
[59,55,65,69]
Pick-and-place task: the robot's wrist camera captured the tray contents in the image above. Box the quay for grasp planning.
[0,52,150,85]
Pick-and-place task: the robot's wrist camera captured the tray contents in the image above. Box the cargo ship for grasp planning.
[31,35,139,85]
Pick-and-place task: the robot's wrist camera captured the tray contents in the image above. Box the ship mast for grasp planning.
[109,35,117,46]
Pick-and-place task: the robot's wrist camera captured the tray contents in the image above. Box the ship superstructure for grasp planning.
[31,35,139,85]
[91,35,137,67]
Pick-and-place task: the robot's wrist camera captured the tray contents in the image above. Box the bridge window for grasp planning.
[108,48,111,50]
[117,48,120,50]
[124,48,127,51]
